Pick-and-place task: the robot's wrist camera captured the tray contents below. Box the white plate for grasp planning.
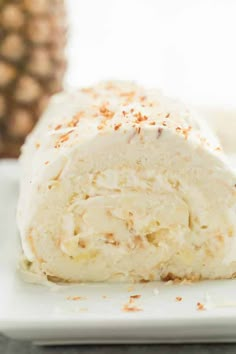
[2,160,236,344]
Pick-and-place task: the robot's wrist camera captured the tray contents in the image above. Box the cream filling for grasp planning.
[59,168,189,265]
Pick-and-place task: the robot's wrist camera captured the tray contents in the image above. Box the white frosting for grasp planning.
[17,81,236,282]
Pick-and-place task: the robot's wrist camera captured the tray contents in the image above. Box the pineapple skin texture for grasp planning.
[0,0,67,158]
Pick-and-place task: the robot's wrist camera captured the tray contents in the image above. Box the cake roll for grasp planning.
[17,81,236,282]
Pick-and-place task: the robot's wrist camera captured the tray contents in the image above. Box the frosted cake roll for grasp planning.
[17,81,236,282]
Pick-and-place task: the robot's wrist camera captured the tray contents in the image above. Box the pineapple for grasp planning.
[0,0,67,157]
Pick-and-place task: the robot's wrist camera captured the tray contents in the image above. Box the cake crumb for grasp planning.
[197,302,205,311]
[134,112,148,123]
[66,296,86,301]
[54,124,62,131]
[157,127,163,138]
[67,112,84,128]
[99,105,114,119]
[122,305,142,312]
[140,279,150,283]
[182,126,192,140]
[54,130,73,148]
[130,294,141,300]
[122,295,143,312]
[114,123,122,131]
[139,96,146,102]
[176,296,182,302]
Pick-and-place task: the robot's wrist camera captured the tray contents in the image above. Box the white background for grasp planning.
[65,0,236,108]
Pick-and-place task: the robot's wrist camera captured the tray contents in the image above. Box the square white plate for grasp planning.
[2,160,236,344]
